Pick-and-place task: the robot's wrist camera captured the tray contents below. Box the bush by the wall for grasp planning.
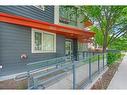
[107,51,121,65]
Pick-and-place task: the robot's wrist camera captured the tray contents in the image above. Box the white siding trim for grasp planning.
[54,6,59,24]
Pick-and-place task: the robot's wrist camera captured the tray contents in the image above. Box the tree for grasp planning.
[110,34,127,51]
[77,6,127,51]
[90,26,104,47]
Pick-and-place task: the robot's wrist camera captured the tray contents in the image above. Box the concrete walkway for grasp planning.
[108,53,127,89]
[46,59,105,89]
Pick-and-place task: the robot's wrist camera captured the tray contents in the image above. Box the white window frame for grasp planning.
[35,5,45,11]
[31,29,56,53]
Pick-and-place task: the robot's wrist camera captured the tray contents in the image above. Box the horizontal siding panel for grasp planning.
[0,22,65,75]
[0,6,54,23]
[0,34,31,41]
[0,6,54,20]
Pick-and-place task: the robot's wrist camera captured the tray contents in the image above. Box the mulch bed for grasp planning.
[91,59,122,89]
[0,79,28,89]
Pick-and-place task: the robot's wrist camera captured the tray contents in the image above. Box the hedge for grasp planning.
[107,51,121,65]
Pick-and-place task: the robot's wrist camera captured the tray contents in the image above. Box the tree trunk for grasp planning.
[103,31,108,52]
[103,41,107,52]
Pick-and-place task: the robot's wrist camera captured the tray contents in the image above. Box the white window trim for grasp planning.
[31,28,56,53]
[34,5,45,11]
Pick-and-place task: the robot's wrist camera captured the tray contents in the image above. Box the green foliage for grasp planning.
[76,6,127,64]
[107,52,121,65]
[110,35,127,51]
[107,35,126,65]
[90,26,103,47]
[107,36,127,65]
[78,6,127,50]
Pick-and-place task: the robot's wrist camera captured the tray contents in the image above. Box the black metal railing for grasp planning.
[6,49,110,90]
[21,51,107,89]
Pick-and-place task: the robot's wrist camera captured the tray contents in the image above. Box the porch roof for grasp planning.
[0,12,95,42]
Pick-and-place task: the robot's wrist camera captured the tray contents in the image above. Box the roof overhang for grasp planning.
[0,12,95,42]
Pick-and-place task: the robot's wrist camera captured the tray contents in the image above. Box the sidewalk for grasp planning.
[47,60,104,89]
[108,53,127,89]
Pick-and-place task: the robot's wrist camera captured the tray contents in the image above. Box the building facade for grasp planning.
[0,6,95,77]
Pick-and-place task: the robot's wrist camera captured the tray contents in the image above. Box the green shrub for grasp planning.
[107,52,121,65]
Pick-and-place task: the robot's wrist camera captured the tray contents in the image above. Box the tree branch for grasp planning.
[109,30,127,45]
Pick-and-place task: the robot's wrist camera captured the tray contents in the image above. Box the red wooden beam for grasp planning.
[0,12,95,40]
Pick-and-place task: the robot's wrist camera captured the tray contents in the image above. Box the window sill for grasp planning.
[32,51,56,54]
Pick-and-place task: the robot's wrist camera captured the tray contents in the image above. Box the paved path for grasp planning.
[47,59,105,89]
[108,53,127,89]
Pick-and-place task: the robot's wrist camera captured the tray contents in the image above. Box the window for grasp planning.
[35,5,45,11]
[32,29,56,53]
[59,6,77,26]
[78,42,87,52]
[43,33,55,51]
[34,32,42,51]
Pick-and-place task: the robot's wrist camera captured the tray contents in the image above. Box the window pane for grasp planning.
[59,6,77,26]
[34,32,42,51]
[78,42,85,52]
[78,42,88,52]
[43,33,55,51]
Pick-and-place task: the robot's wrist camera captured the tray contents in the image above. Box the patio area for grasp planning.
[26,52,107,89]
[0,52,107,89]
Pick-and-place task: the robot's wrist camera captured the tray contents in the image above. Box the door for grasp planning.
[65,40,73,59]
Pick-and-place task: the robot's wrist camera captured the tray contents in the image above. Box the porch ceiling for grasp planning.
[0,12,95,42]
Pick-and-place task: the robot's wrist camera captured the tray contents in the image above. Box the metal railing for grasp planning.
[13,51,107,89]
[76,51,107,88]
[23,51,107,89]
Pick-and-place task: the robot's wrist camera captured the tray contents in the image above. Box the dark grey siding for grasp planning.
[0,22,65,75]
[0,6,54,23]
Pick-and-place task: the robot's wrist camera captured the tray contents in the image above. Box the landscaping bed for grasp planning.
[91,58,123,89]
[0,79,27,89]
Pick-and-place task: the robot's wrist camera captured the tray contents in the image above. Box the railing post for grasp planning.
[72,62,76,89]
[83,52,85,59]
[86,51,88,58]
[27,71,34,89]
[103,52,104,70]
[27,71,31,89]
[85,52,86,59]
[56,58,58,68]
[98,53,100,74]
[106,52,108,66]
[56,64,58,69]
[0,64,2,76]
[89,52,92,82]
[56,58,58,69]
